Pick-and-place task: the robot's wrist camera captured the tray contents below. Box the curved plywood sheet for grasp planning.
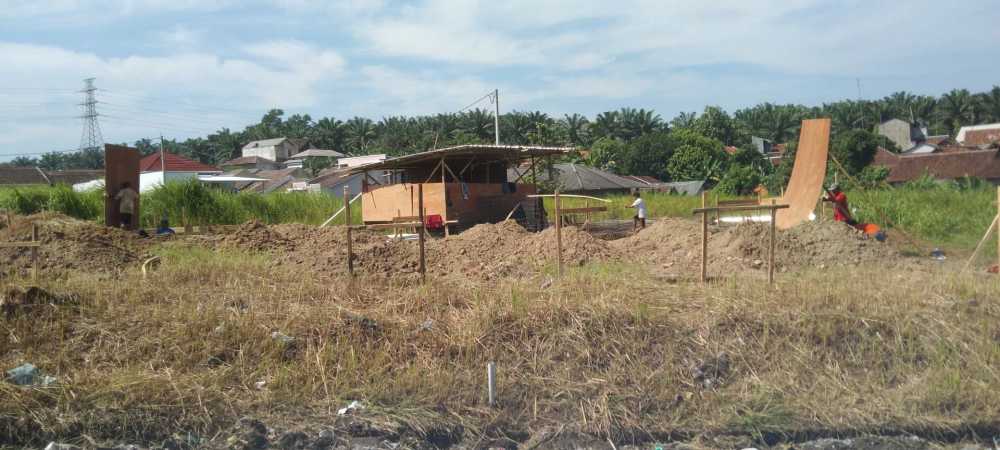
[776,118,831,229]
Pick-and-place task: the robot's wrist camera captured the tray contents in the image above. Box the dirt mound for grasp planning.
[614,218,901,276]
[220,220,294,252]
[720,220,899,268]
[220,221,419,278]
[0,213,147,275]
[523,225,621,266]
[429,221,532,279]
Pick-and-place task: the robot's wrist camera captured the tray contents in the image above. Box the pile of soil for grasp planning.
[613,218,901,275]
[220,221,419,277]
[0,213,147,275]
[220,221,294,252]
[522,225,621,266]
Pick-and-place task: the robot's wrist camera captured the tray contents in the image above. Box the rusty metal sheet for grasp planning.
[776,118,831,229]
[104,144,141,229]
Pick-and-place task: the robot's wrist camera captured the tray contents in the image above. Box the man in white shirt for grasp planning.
[629,191,646,232]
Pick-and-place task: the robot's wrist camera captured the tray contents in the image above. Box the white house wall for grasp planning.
[139,171,204,192]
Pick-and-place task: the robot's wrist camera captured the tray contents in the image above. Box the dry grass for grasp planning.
[2,243,1000,447]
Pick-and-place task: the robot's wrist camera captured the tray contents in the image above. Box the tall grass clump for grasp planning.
[0,186,51,215]
[140,179,353,227]
[46,184,102,220]
[850,183,996,252]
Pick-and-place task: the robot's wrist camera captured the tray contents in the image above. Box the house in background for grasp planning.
[285,149,345,170]
[139,151,223,192]
[957,123,1000,147]
[220,156,280,171]
[240,137,308,163]
[877,118,928,152]
[872,147,1000,185]
[0,166,103,188]
[0,167,51,186]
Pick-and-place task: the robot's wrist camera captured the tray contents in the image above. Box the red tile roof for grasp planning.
[140,152,221,173]
[963,129,1000,146]
[874,147,1000,183]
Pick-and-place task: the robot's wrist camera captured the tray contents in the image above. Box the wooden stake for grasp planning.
[996,186,999,271]
[701,210,708,283]
[555,189,563,277]
[344,186,354,277]
[701,191,708,283]
[418,184,426,284]
[31,224,38,282]
[769,199,777,285]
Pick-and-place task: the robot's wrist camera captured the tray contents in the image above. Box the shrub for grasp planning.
[47,184,102,220]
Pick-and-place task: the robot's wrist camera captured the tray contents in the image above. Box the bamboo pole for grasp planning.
[31,224,38,282]
[344,186,354,277]
[769,199,777,284]
[418,184,427,284]
[555,189,563,277]
[963,215,998,272]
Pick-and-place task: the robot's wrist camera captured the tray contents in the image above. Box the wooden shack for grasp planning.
[348,144,571,230]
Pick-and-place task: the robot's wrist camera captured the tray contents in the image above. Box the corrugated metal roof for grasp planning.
[346,145,572,174]
[661,180,705,195]
[242,137,289,149]
[289,149,344,159]
[511,163,647,192]
[140,152,222,173]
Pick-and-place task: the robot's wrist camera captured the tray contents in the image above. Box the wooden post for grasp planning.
[418,184,426,284]
[769,199,777,285]
[701,210,708,283]
[344,186,354,276]
[555,189,563,277]
[31,224,38,282]
[713,192,718,223]
[440,158,448,238]
[996,186,1000,271]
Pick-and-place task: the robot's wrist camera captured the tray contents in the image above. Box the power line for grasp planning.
[459,90,497,112]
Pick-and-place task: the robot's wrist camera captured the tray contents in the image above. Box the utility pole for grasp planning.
[493,89,500,145]
[78,78,104,152]
[856,78,865,130]
[159,135,167,171]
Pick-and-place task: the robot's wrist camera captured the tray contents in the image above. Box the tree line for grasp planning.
[7,86,1000,193]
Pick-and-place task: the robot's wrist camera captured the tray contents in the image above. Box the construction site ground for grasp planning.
[1,213,997,449]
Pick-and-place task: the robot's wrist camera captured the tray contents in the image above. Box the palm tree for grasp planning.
[560,113,590,146]
[823,101,863,133]
[884,91,916,121]
[630,108,664,137]
[501,111,534,145]
[310,117,345,152]
[461,108,494,141]
[937,89,975,134]
[670,112,697,129]
[980,86,1000,123]
[591,111,621,140]
[345,117,376,154]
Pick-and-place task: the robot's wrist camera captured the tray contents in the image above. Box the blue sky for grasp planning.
[1,0,998,160]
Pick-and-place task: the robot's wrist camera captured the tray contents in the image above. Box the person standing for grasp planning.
[629,191,647,232]
[115,182,139,229]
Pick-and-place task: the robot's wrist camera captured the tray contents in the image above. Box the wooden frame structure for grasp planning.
[692,202,789,284]
[0,224,41,281]
[347,145,572,230]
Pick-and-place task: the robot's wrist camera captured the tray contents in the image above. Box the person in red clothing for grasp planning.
[823,184,858,227]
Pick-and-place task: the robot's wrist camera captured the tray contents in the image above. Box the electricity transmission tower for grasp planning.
[78,77,104,152]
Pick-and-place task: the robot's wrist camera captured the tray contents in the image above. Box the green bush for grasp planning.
[47,184,102,220]
[716,165,762,195]
[0,187,50,215]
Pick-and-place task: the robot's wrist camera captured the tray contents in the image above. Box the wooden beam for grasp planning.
[458,158,475,176]
[692,204,789,214]
[555,189,563,277]
[418,183,426,284]
[768,199,777,285]
[345,186,354,277]
[0,242,41,248]
[423,160,443,184]
[701,192,707,283]
[527,194,611,203]
[558,206,607,214]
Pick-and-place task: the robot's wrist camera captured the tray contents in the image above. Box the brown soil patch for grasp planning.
[0,213,148,275]
[613,218,905,276]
